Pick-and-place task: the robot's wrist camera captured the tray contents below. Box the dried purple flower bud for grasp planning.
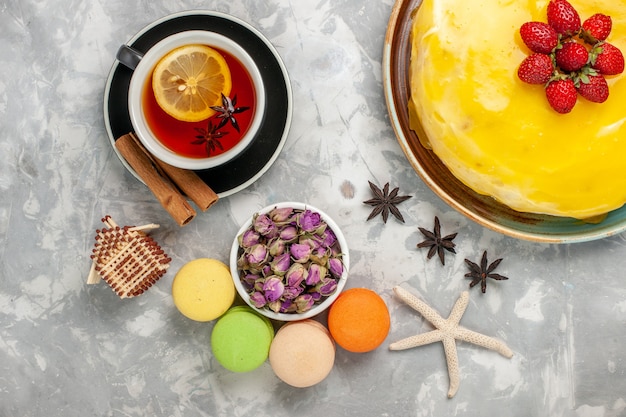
[315,223,328,236]
[237,252,250,270]
[282,285,304,300]
[241,273,259,290]
[316,247,329,257]
[295,294,315,313]
[328,257,344,277]
[250,291,267,308]
[306,263,326,286]
[269,207,294,223]
[263,275,284,302]
[246,244,268,266]
[309,250,329,267]
[318,277,338,296]
[298,236,321,251]
[268,300,282,313]
[239,229,261,248]
[261,264,272,277]
[285,262,307,287]
[290,243,312,263]
[298,210,323,233]
[253,278,265,292]
[279,300,297,313]
[329,246,341,258]
[270,252,291,276]
[310,291,322,301]
[254,213,277,238]
[268,238,286,256]
[322,229,337,248]
[279,225,298,242]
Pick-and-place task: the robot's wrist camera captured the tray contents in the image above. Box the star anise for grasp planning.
[417,216,457,265]
[464,251,508,293]
[210,93,250,133]
[193,120,227,156]
[363,181,412,223]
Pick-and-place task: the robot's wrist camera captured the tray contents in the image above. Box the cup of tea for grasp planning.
[117,30,266,170]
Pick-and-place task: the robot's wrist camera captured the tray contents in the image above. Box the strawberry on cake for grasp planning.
[408,0,626,219]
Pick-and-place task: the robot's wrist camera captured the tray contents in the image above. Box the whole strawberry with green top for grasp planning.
[547,0,581,36]
[591,42,625,75]
[518,53,554,84]
[577,75,609,103]
[545,78,577,113]
[581,13,612,44]
[555,41,589,72]
[520,21,559,54]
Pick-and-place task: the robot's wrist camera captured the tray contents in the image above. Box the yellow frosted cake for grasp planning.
[408,0,626,219]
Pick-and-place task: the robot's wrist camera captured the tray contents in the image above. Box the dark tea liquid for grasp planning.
[142,47,256,159]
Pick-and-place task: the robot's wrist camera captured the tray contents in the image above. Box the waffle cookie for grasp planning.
[87,215,171,298]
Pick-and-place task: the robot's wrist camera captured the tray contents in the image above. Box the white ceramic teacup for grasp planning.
[117,30,265,170]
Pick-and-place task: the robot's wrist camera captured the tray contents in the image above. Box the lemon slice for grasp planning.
[152,44,232,122]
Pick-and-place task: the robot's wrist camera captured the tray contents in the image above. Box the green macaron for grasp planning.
[211,306,275,372]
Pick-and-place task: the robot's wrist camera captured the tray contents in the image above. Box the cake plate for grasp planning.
[383,0,626,243]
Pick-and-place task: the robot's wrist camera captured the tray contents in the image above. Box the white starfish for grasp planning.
[389,286,513,398]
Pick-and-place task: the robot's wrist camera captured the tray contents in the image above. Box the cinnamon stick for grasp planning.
[115,133,196,226]
[128,133,219,211]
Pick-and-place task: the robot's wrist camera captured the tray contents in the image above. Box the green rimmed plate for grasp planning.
[382,0,626,243]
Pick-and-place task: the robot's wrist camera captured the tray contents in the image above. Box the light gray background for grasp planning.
[1,1,624,416]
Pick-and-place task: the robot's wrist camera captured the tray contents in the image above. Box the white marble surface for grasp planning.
[1,1,625,416]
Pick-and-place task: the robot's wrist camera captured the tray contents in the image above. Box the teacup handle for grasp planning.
[116,45,144,70]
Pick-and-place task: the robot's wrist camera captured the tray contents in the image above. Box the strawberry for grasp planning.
[545,78,577,113]
[547,0,581,36]
[518,53,554,84]
[576,74,609,103]
[555,41,589,72]
[581,13,612,44]
[591,42,625,75]
[520,21,559,54]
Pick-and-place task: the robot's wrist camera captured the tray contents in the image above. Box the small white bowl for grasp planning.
[230,202,349,322]
[127,30,265,170]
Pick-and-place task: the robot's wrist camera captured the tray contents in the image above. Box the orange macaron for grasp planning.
[327,287,390,353]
